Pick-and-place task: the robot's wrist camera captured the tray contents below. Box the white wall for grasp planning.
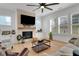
[35,16,44,40]
[0,8,17,48]
[40,4,79,42]
[41,16,50,39]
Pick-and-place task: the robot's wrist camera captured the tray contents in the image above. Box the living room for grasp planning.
[0,3,79,56]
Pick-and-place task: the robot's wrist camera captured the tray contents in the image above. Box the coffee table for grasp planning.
[32,39,51,53]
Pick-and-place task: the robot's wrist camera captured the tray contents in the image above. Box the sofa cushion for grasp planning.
[74,38,79,47]
[69,38,78,45]
[69,38,79,47]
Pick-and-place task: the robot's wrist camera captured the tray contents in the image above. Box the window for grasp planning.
[58,16,70,34]
[50,20,53,32]
[0,16,11,26]
[72,14,79,34]
[35,19,41,31]
[72,14,79,24]
[50,19,58,34]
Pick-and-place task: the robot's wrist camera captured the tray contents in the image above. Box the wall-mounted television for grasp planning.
[21,14,35,25]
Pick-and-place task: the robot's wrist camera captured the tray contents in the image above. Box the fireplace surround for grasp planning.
[22,31,33,39]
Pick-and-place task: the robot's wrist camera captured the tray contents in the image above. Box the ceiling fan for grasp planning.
[26,3,59,13]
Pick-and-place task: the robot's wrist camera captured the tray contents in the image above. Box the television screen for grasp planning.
[21,15,35,25]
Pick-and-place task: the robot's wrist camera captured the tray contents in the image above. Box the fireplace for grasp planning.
[22,31,33,39]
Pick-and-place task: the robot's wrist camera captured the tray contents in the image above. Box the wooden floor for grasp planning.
[10,40,66,56]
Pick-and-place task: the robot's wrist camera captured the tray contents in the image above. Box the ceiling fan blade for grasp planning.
[26,5,39,7]
[41,8,43,13]
[45,7,53,10]
[45,3,59,6]
[32,7,40,11]
[39,3,46,6]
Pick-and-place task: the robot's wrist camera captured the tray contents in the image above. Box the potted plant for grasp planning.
[48,32,53,40]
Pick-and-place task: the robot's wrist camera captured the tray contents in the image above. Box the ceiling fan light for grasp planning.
[41,6,44,9]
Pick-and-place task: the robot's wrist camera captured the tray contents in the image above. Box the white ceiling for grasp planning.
[0,3,76,16]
